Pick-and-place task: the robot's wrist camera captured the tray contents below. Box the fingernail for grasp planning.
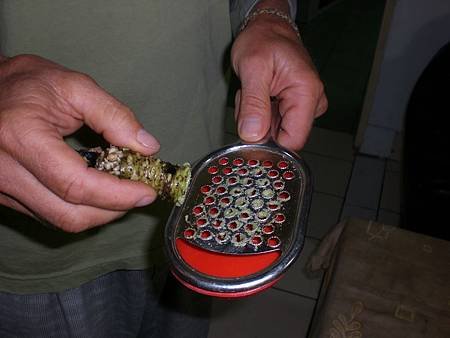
[135,195,154,207]
[137,129,160,149]
[239,117,262,140]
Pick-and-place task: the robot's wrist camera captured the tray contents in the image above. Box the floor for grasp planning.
[207,123,403,338]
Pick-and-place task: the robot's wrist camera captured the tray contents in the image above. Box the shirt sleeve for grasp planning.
[229,0,298,36]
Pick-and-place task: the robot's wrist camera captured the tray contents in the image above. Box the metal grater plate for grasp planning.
[165,140,312,295]
[178,148,302,255]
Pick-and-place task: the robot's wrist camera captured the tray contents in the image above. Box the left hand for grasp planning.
[231,5,327,151]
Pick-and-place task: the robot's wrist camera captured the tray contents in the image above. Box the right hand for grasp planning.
[0,55,160,232]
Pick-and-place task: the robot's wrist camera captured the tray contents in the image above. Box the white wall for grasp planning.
[357,0,450,157]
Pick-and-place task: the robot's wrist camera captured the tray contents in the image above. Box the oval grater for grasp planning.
[164,132,313,297]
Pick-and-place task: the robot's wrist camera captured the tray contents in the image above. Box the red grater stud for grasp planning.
[283,171,295,180]
[192,205,204,216]
[277,161,289,170]
[274,213,286,224]
[247,159,259,167]
[208,207,220,218]
[227,220,242,231]
[237,168,249,176]
[277,191,291,202]
[262,224,275,234]
[208,166,219,175]
[183,228,196,239]
[250,235,263,247]
[222,166,233,175]
[215,185,227,195]
[227,176,239,186]
[233,158,244,166]
[262,160,273,168]
[268,201,281,211]
[219,196,232,208]
[196,217,208,227]
[212,175,223,184]
[203,196,215,205]
[267,236,281,248]
[268,169,279,179]
[273,180,285,190]
[218,157,229,165]
[200,185,212,194]
[199,230,213,241]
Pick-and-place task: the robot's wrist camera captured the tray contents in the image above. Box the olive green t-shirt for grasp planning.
[0,0,231,293]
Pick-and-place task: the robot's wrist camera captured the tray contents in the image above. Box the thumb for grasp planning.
[67,76,160,155]
[237,75,272,143]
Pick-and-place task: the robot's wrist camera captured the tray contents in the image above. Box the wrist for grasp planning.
[254,0,291,14]
[240,7,301,41]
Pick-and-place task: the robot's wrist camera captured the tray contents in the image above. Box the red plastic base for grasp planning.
[172,269,282,298]
[174,239,282,298]
[176,239,280,278]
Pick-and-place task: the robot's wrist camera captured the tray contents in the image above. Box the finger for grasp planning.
[236,66,272,143]
[234,89,241,120]
[0,150,126,232]
[5,56,159,154]
[0,123,157,210]
[276,93,317,151]
[63,74,160,155]
[0,192,35,219]
[316,94,328,117]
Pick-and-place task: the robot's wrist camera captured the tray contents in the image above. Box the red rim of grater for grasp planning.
[164,139,312,298]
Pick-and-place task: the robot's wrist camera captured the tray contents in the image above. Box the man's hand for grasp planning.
[0,55,160,232]
[231,1,327,151]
